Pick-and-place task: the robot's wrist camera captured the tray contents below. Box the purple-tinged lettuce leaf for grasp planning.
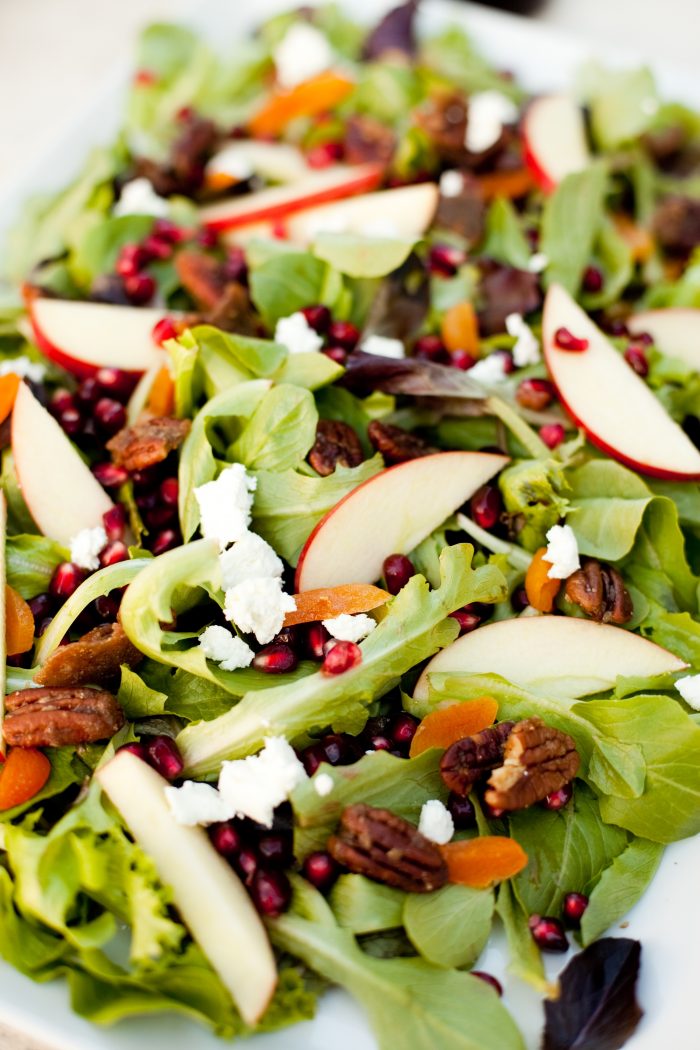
[362,0,419,61]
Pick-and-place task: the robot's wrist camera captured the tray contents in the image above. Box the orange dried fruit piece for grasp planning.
[525,547,561,613]
[0,373,21,425]
[284,583,391,627]
[477,167,533,201]
[146,366,175,417]
[409,697,499,757]
[5,585,35,656]
[441,836,528,888]
[250,71,355,137]
[0,748,51,810]
[441,301,479,355]
[612,213,654,264]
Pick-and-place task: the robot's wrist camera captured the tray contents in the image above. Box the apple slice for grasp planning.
[199,163,383,232]
[205,141,311,189]
[27,295,173,379]
[285,183,439,244]
[414,615,687,701]
[628,308,700,372]
[11,382,114,546]
[96,751,277,1025]
[543,284,700,479]
[522,94,590,192]
[295,450,509,591]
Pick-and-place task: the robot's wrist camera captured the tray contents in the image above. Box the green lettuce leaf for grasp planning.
[541,163,608,296]
[230,384,318,472]
[480,199,531,271]
[250,254,344,328]
[580,63,660,150]
[499,458,570,552]
[495,882,548,993]
[420,27,522,100]
[314,233,417,279]
[5,534,68,598]
[70,215,154,289]
[403,884,494,970]
[329,875,406,934]
[579,838,664,945]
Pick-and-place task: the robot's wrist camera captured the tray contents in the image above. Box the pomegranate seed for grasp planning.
[428,244,466,277]
[146,505,177,530]
[131,465,162,490]
[320,734,354,766]
[95,368,137,401]
[142,234,173,261]
[539,423,566,450]
[607,318,629,337]
[58,407,83,436]
[176,105,195,123]
[562,891,589,926]
[196,227,219,249]
[152,218,185,244]
[322,346,348,366]
[50,563,86,599]
[301,743,327,776]
[582,266,604,293]
[272,626,299,649]
[302,851,339,892]
[134,69,157,87]
[306,622,331,660]
[50,388,75,415]
[224,246,248,284]
[28,593,53,621]
[93,463,129,489]
[94,593,121,621]
[306,142,344,168]
[144,735,184,780]
[413,333,449,363]
[383,553,416,595]
[471,971,503,996]
[391,713,418,749]
[159,477,179,506]
[447,792,476,829]
[76,377,101,405]
[210,822,242,857]
[116,243,148,278]
[515,377,555,411]
[543,782,574,810]
[528,914,569,953]
[369,734,392,751]
[119,741,147,759]
[511,585,530,612]
[327,320,359,350]
[124,273,156,305]
[633,330,654,347]
[151,529,179,556]
[452,349,477,370]
[554,327,589,352]
[624,345,649,377]
[251,869,291,917]
[99,540,129,567]
[252,643,298,674]
[258,832,293,867]
[300,304,331,334]
[450,608,481,634]
[94,397,126,434]
[152,317,179,345]
[322,640,362,675]
[103,505,127,541]
[470,484,502,530]
[235,846,259,885]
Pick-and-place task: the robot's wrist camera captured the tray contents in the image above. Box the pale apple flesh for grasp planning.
[543,283,700,479]
[414,615,688,701]
[295,450,510,591]
[522,94,590,192]
[205,141,311,188]
[285,182,439,244]
[96,752,277,1026]
[11,382,114,546]
[629,308,700,372]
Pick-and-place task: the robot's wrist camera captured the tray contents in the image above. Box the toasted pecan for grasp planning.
[34,624,143,688]
[309,419,364,476]
[484,717,579,812]
[564,558,633,625]
[4,687,125,748]
[367,420,435,465]
[440,721,515,797]
[107,415,190,472]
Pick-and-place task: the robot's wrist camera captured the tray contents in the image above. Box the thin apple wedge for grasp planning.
[522,94,590,192]
[543,284,700,479]
[295,450,509,591]
[96,751,277,1026]
[11,382,114,545]
[628,308,700,372]
[285,183,439,244]
[414,615,687,701]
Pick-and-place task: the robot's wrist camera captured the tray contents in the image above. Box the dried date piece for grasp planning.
[328,803,448,892]
[367,420,436,464]
[309,419,364,476]
[107,415,191,472]
[434,172,485,245]
[132,115,219,198]
[564,559,633,625]
[34,624,143,688]
[344,115,396,166]
[440,721,515,796]
[652,195,700,255]
[4,687,125,748]
[484,717,579,812]
[175,250,258,334]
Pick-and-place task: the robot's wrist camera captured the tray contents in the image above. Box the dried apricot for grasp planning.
[146,366,175,417]
[0,748,51,809]
[441,836,528,888]
[441,301,479,355]
[524,548,561,613]
[612,213,654,264]
[0,373,20,425]
[250,71,355,137]
[284,584,391,627]
[477,167,533,201]
[409,697,499,757]
[5,585,35,656]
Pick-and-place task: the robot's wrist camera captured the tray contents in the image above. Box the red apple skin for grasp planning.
[522,137,558,194]
[521,95,590,194]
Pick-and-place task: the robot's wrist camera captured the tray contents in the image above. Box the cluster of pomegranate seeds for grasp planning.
[428,244,467,278]
[114,219,186,306]
[562,891,589,926]
[299,711,419,776]
[120,734,184,781]
[528,914,569,953]
[383,553,417,594]
[624,345,649,377]
[129,460,183,555]
[209,805,294,917]
[51,367,137,445]
[515,377,555,412]
[554,327,589,353]
[539,422,566,450]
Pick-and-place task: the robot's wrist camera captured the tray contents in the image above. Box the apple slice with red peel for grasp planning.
[27,295,174,379]
[522,94,590,192]
[543,284,700,479]
[96,751,277,1026]
[414,615,687,702]
[285,183,439,244]
[11,382,114,546]
[295,450,509,591]
[628,308,700,371]
[205,140,311,188]
[199,163,384,232]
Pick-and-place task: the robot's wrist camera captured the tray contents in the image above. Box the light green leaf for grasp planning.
[5,534,68,598]
[230,384,317,472]
[273,350,344,391]
[404,884,494,969]
[581,63,660,149]
[250,253,344,327]
[495,882,548,994]
[330,874,406,934]
[541,162,608,295]
[480,199,531,270]
[117,667,168,719]
[314,233,417,279]
[580,838,664,945]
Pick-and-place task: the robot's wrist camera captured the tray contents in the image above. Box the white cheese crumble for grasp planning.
[0,357,45,382]
[439,169,464,198]
[675,674,700,711]
[205,144,254,184]
[465,91,519,154]
[113,177,170,218]
[418,799,454,845]
[322,612,376,643]
[219,532,283,590]
[468,352,510,385]
[224,576,297,644]
[640,96,660,116]
[274,312,324,356]
[198,625,254,671]
[543,524,580,580]
[527,252,549,274]
[506,312,541,367]
[273,23,334,90]
[218,736,307,827]
[165,780,232,826]
[69,525,107,571]
[360,334,405,360]
[313,772,334,797]
[194,464,257,550]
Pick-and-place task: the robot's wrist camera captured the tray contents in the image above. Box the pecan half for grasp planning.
[653,195,700,255]
[308,419,364,476]
[4,687,125,748]
[107,415,191,471]
[367,420,436,465]
[327,803,448,893]
[34,624,143,688]
[344,115,396,166]
[484,717,579,812]
[440,721,515,796]
[174,250,258,334]
[564,558,633,625]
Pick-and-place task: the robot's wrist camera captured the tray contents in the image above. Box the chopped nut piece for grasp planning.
[367,420,436,465]
[308,419,364,476]
[4,687,125,748]
[440,721,515,796]
[653,195,700,255]
[564,558,633,625]
[107,415,191,472]
[327,802,448,892]
[34,624,143,688]
[484,717,579,812]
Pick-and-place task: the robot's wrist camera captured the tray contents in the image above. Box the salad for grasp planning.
[1,1,700,1047]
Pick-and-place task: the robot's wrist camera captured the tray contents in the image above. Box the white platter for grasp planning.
[1,1,700,1047]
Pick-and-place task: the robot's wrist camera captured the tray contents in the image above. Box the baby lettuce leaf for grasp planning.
[499,458,570,553]
[581,61,659,149]
[329,874,406,935]
[403,884,494,970]
[5,534,68,598]
[177,545,508,776]
[250,253,344,328]
[363,0,418,60]
[580,838,664,946]
[543,938,642,1050]
[495,882,548,994]
[117,667,168,719]
[420,26,522,100]
[566,460,653,561]
[541,163,608,296]
[314,233,417,279]
[229,383,317,472]
[480,199,532,271]
[271,879,526,1050]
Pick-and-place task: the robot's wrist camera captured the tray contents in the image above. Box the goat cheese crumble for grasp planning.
[69,525,107,571]
[465,91,519,154]
[506,313,541,367]
[313,772,334,797]
[322,613,376,643]
[218,736,307,827]
[527,252,549,274]
[165,780,232,826]
[224,576,297,644]
[274,312,324,355]
[273,23,333,89]
[0,357,45,382]
[194,464,257,550]
[198,625,254,671]
[675,674,700,711]
[439,169,464,198]
[113,177,170,218]
[543,524,580,580]
[219,532,283,590]
[360,334,405,359]
[205,144,254,184]
[468,352,510,385]
[418,800,454,845]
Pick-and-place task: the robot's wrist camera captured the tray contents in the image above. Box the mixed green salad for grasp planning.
[3,2,700,1047]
